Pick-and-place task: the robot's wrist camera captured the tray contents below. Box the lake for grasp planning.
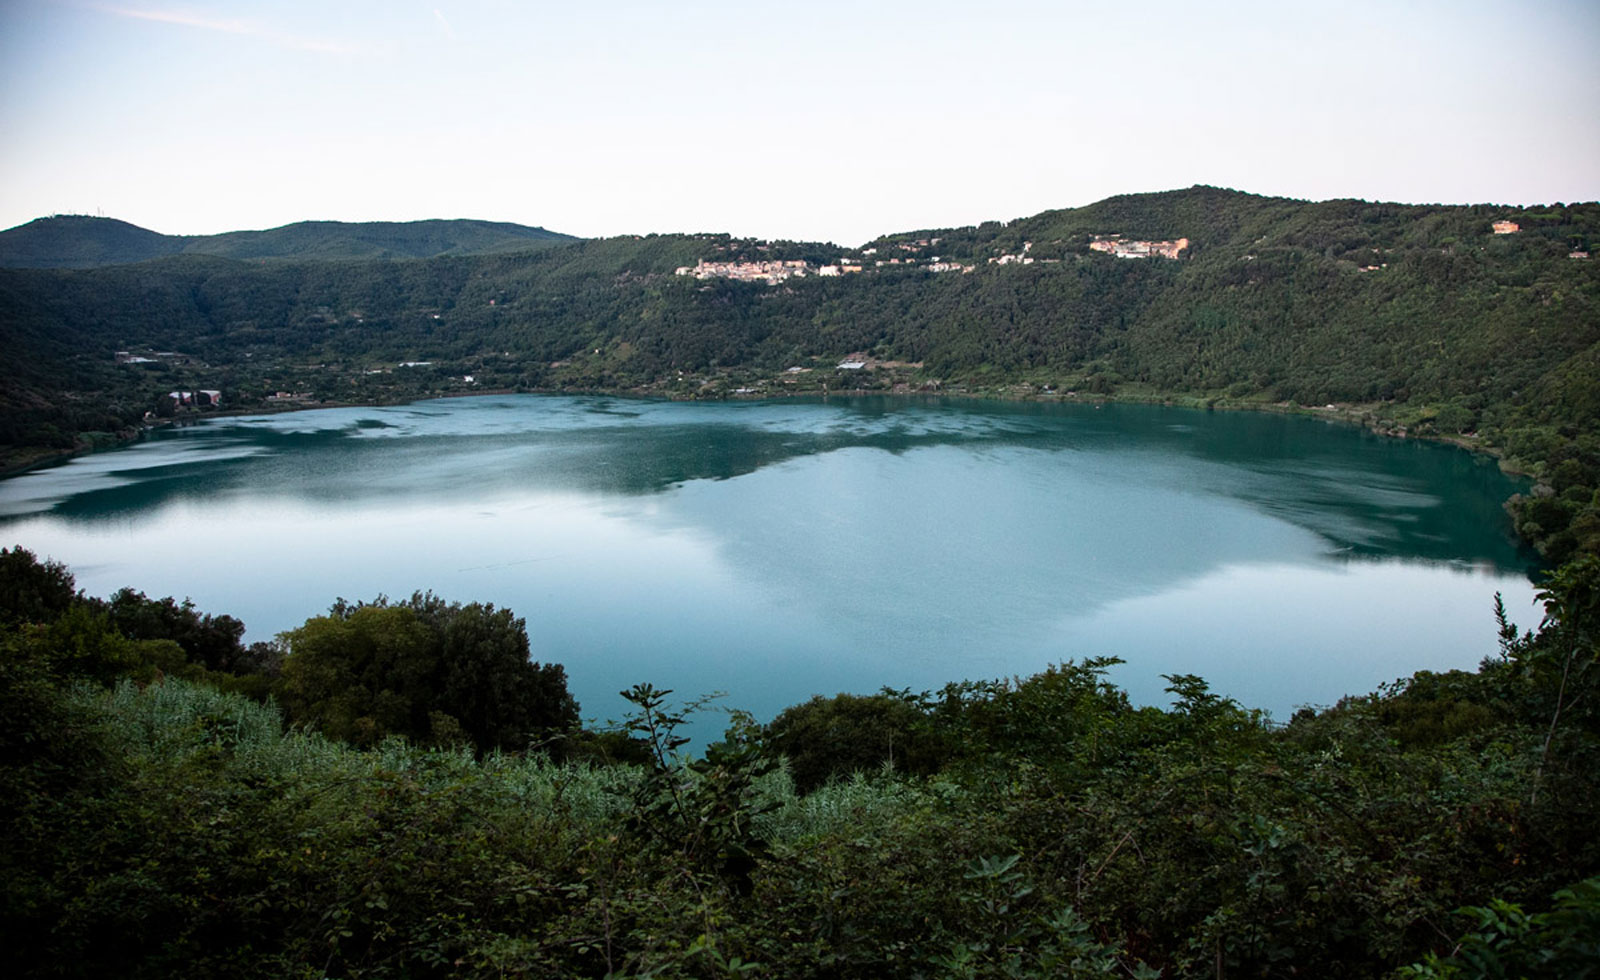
[0,394,1543,731]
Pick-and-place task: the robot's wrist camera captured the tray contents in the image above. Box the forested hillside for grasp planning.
[2,187,1597,557]
[0,215,575,268]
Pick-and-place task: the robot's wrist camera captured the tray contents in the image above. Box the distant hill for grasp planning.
[0,215,578,268]
[0,215,184,268]
[187,219,579,262]
[861,185,1555,259]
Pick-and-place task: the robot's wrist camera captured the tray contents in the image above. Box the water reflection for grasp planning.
[2,397,1534,564]
[0,394,1542,725]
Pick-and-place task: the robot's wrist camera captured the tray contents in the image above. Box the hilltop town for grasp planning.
[674,239,977,283]
[675,233,1194,283]
[1088,236,1190,259]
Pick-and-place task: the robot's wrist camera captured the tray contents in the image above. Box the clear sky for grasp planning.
[2,0,1596,246]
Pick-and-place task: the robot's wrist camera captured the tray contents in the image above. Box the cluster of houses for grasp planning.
[987,236,1192,264]
[1089,236,1190,259]
[676,259,814,283]
[677,254,974,282]
[679,230,1206,282]
[867,256,969,271]
[991,241,1035,265]
[116,350,224,413]
[680,232,1206,283]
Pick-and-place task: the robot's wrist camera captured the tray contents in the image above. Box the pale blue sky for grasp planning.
[2,0,1596,245]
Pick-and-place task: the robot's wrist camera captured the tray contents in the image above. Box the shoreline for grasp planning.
[1,380,1518,483]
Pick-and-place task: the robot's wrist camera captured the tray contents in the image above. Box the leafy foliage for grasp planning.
[3,549,1597,977]
[94,587,261,675]
[1399,877,1600,979]
[766,690,942,792]
[278,592,579,752]
[0,545,78,625]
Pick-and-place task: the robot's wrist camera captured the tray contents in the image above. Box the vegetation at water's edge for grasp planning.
[3,545,1598,978]
[3,187,1597,560]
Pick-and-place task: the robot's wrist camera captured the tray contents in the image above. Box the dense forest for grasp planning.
[2,545,1596,978]
[3,187,1600,976]
[3,187,1597,560]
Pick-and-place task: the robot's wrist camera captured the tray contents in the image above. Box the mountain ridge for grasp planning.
[8,184,1579,270]
[0,215,578,268]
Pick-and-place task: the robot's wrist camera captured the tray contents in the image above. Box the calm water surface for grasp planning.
[0,395,1542,728]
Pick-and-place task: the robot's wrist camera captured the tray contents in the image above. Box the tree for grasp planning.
[1495,555,1600,804]
[767,691,940,793]
[276,593,578,752]
[97,588,251,674]
[429,597,577,751]
[277,603,435,747]
[0,546,77,625]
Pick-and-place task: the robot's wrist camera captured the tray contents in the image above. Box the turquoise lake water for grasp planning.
[0,394,1543,730]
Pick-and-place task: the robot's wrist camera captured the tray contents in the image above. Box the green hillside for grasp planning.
[0,215,184,268]
[184,218,577,261]
[2,187,1596,557]
[0,215,576,268]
